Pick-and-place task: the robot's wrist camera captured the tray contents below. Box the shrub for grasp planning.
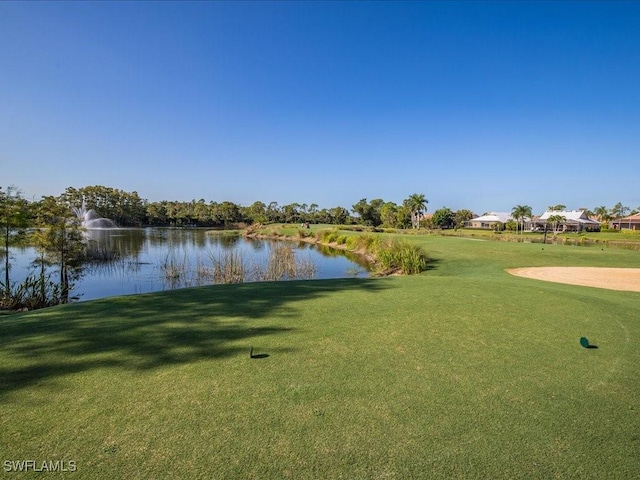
[350,234,377,251]
[321,231,340,243]
[1,274,64,311]
[335,235,348,245]
[372,238,428,274]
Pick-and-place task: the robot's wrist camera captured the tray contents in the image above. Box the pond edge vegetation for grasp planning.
[243,224,430,276]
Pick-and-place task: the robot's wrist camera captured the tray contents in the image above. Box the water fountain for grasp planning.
[72,200,118,229]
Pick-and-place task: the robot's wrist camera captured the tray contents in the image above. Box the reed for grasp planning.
[160,251,189,284]
[211,251,245,284]
[0,274,62,310]
[250,244,316,281]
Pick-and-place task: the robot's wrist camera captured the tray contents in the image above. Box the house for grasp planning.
[610,213,640,231]
[537,210,601,232]
[466,212,513,229]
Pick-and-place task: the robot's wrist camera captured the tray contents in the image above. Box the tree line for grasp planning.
[5,184,637,233]
[6,185,433,229]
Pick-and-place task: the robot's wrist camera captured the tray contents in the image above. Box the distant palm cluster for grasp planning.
[464,203,639,233]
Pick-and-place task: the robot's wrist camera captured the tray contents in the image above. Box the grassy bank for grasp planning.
[245,224,429,274]
[1,235,639,478]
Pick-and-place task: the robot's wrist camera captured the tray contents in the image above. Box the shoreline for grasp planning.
[243,231,386,275]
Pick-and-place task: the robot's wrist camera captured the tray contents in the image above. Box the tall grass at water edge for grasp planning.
[161,244,317,287]
[319,231,429,274]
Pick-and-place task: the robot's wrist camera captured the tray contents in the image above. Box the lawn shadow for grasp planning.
[422,257,442,272]
[0,278,392,399]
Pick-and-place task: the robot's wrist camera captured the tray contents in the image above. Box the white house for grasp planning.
[466,212,514,229]
[538,210,601,232]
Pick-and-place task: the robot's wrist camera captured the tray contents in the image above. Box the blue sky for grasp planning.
[1,1,639,215]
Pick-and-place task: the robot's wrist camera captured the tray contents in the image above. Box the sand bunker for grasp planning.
[507,267,640,292]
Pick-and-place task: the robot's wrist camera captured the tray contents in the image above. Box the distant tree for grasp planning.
[396,204,412,229]
[282,203,301,224]
[403,193,428,229]
[352,198,383,226]
[593,206,610,223]
[316,208,331,224]
[307,203,319,223]
[610,202,629,219]
[266,202,281,223]
[34,197,86,303]
[351,198,369,225]
[0,186,30,297]
[216,201,242,227]
[298,203,308,222]
[511,205,532,234]
[454,209,475,229]
[146,201,168,226]
[547,214,566,236]
[547,204,566,211]
[369,199,384,226]
[59,185,147,226]
[328,206,350,225]
[193,199,211,225]
[380,202,399,228]
[432,207,455,229]
[246,201,268,224]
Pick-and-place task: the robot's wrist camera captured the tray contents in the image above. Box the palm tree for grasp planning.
[511,205,533,234]
[610,202,629,220]
[404,193,428,229]
[547,214,566,236]
[547,204,566,212]
[593,206,609,224]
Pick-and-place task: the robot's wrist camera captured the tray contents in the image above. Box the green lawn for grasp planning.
[1,236,639,478]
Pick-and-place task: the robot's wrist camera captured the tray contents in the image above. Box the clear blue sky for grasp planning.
[2,1,639,215]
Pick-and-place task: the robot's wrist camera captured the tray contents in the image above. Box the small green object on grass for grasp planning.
[580,337,590,348]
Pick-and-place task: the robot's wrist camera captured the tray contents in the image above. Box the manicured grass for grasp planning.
[440,227,640,246]
[1,236,639,478]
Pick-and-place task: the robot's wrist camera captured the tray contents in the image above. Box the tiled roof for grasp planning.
[612,213,640,222]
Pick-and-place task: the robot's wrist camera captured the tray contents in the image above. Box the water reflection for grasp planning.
[6,228,370,302]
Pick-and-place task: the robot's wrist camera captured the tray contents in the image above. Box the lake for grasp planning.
[4,228,370,302]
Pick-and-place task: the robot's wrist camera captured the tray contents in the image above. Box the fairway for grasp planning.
[1,236,639,479]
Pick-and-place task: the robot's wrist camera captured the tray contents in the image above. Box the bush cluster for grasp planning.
[318,231,429,275]
[373,238,429,274]
[1,275,65,311]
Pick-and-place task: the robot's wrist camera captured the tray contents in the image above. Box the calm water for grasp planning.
[5,228,370,302]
